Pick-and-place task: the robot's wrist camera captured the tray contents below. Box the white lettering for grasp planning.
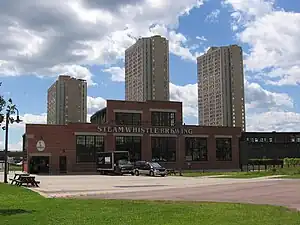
[125,127,132,133]
[97,126,193,135]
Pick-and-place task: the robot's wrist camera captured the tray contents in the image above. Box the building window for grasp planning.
[185,137,208,161]
[115,136,141,161]
[115,112,141,125]
[216,138,232,161]
[76,135,105,163]
[151,137,176,162]
[151,112,176,127]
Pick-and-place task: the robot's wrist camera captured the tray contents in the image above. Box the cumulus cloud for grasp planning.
[244,80,294,111]
[87,96,107,114]
[205,9,221,23]
[224,0,300,86]
[0,0,205,84]
[102,67,125,82]
[170,83,198,122]
[169,80,299,130]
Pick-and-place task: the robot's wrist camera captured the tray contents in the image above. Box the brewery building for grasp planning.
[22,100,241,174]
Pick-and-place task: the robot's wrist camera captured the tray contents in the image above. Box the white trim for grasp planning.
[149,108,177,112]
[214,135,232,138]
[74,132,107,136]
[29,153,52,157]
[113,109,143,113]
[183,135,209,138]
[150,134,178,137]
[113,133,143,137]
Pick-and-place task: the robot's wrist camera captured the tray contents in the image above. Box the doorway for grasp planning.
[29,156,50,174]
[59,156,67,174]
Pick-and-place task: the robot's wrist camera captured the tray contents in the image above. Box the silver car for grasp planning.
[134,161,167,177]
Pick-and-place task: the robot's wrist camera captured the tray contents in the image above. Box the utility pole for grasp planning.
[2,100,22,183]
[4,112,9,183]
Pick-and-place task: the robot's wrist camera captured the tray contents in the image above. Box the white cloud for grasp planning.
[87,96,107,114]
[205,9,220,23]
[247,111,300,132]
[170,83,198,123]
[224,0,300,86]
[102,67,125,82]
[0,140,23,151]
[196,36,207,41]
[245,80,294,111]
[168,79,299,131]
[0,0,205,83]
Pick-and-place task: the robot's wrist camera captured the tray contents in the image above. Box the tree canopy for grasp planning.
[0,82,6,123]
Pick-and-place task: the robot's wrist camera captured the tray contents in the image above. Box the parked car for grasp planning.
[134,161,167,177]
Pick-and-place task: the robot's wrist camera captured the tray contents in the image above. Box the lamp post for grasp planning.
[2,100,21,183]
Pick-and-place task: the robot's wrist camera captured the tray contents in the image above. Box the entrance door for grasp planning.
[59,156,67,174]
[29,156,50,174]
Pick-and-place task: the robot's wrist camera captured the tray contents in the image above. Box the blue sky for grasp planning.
[0,0,300,150]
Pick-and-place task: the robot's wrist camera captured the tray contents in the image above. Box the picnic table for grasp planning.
[9,173,40,187]
[167,169,177,176]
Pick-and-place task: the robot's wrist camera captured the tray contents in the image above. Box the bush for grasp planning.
[283,158,300,167]
[248,159,283,166]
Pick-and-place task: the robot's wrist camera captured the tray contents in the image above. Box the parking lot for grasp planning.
[1,171,300,211]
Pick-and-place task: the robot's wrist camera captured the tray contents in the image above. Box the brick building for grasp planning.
[23,100,242,174]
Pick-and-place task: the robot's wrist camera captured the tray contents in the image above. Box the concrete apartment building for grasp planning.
[125,35,169,101]
[197,45,246,131]
[47,75,87,125]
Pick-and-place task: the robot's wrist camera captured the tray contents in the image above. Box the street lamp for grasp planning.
[2,99,22,183]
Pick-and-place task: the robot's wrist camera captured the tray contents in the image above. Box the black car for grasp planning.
[116,159,134,175]
[134,161,167,177]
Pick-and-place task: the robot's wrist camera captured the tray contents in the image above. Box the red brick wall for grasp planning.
[24,101,241,174]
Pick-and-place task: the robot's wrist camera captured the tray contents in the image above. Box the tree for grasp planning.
[0,82,5,123]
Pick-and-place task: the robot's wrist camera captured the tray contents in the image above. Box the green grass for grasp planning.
[280,174,300,179]
[0,164,22,172]
[180,167,300,178]
[1,183,300,225]
[8,164,22,171]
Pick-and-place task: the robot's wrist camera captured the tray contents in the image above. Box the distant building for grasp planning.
[47,75,87,125]
[197,45,246,131]
[125,35,169,101]
[240,132,300,164]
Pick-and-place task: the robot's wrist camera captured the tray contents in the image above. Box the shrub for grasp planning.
[283,158,300,167]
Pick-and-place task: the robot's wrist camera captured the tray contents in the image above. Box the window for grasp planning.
[151,112,176,127]
[115,112,141,125]
[185,137,208,161]
[115,136,141,161]
[151,137,176,162]
[216,138,232,161]
[76,135,104,163]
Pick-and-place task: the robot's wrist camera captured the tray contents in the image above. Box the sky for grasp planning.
[0,0,300,151]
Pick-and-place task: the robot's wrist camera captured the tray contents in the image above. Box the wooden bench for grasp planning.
[167,169,177,176]
[10,174,40,187]
[9,178,21,185]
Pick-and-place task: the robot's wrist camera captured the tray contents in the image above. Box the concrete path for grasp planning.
[79,179,300,211]
[1,171,300,211]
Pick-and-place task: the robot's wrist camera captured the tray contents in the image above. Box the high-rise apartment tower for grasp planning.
[47,75,87,125]
[125,35,169,101]
[197,45,246,131]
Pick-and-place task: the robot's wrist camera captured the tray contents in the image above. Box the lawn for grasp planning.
[0,164,22,172]
[1,183,300,225]
[180,167,300,178]
[8,164,22,171]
